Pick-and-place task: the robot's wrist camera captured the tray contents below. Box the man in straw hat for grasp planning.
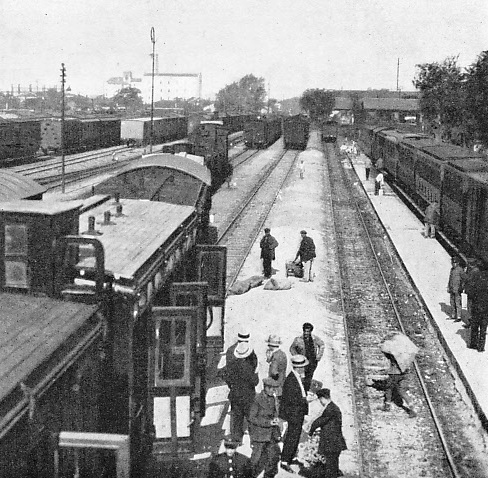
[225,327,258,372]
[225,337,259,444]
[265,334,287,400]
[248,377,282,478]
[279,354,310,472]
[208,436,253,478]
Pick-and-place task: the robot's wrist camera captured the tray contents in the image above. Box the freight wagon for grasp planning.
[283,115,310,150]
[0,118,42,163]
[244,116,282,149]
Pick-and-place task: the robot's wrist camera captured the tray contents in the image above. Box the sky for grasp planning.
[0,0,487,100]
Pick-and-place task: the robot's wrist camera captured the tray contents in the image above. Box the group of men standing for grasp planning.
[212,323,346,478]
[260,228,316,283]
[448,255,488,352]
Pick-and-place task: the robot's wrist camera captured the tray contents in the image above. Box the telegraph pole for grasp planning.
[150,27,156,154]
[60,63,66,193]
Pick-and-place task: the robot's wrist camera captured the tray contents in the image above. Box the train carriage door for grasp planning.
[150,306,199,457]
[170,282,209,417]
[195,245,227,352]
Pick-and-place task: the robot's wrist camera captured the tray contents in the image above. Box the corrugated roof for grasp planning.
[0,170,47,200]
[362,98,420,111]
[119,153,211,185]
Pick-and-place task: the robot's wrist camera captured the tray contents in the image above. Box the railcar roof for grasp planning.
[79,199,194,280]
[445,158,488,172]
[419,144,484,160]
[0,293,98,404]
[0,170,46,200]
[0,199,82,215]
[121,117,165,123]
[118,153,211,185]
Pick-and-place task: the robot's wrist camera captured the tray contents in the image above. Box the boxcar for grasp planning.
[283,115,309,150]
[244,116,282,149]
[40,117,82,154]
[0,119,42,163]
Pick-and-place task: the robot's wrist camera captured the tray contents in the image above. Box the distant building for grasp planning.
[361,97,420,123]
[140,73,202,104]
[106,71,142,98]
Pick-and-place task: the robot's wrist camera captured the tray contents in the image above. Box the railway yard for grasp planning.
[2,119,488,478]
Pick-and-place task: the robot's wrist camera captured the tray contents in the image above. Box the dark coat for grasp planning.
[296,236,316,263]
[471,270,488,313]
[309,401,347,455]
[224,356,259,406]
[267,348,287,396]
[279,372,308,422]
[260,234,279,260]
[448,264,466,293]
[424,203,440,226]
[290,334,325,363]
[248,391,281,443]
[208,451,253,478]
[464,265,481,297]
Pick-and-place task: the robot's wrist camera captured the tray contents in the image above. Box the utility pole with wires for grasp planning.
[60,63,66,193]
[396,58,401,98]
[150,27,156,154]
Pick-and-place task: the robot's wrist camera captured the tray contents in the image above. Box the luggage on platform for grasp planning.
[285,260,304,278]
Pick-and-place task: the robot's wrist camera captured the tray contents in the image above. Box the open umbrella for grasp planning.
[380,332,419,373]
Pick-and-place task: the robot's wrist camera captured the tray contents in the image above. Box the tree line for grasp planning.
[414,51,488,147]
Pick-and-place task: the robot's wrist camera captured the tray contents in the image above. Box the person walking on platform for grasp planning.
[424,201,440,239]
[265,334,287,401]
[294,230,316,282]
[279,355,310,472]
[469,266,488,352]
[308,388,347,478]
[464,258,482,329]
[447,256,466,322]
[298,159,305,179]
[364,156,372,180]
[208,436,253,478]
[248,378,282,478]
[290,322,325,393]
[224,340,259,444]
[374,171,384,196]
[260,228,279,279]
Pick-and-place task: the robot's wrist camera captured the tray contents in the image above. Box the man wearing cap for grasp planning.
[225,339,259,443]
[279,354,309,472]
[248,377,282,478]
[208,436,253,478]
[309,389,347,478]
[290,323,325,393]
[265,334,287,400]
[294,230,316,282]
[260,228,279,279]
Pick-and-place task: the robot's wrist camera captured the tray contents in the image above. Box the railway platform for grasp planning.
[351,151,488,431]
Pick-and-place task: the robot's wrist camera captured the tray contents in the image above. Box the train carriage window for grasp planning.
[155,316,191,386]
[3,223,29,288]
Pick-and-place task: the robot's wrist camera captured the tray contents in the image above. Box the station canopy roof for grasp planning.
[0,170,46,200]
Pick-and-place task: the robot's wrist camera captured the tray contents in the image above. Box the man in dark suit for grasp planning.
[225,340,259,443]
[208,436,253,478]
[225,328,258,372]
[279,354,309,472]
[260,227,279,279]
[309,388,347,478]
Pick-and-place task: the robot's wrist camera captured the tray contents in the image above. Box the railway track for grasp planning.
[217,149,298,289]
[323,142,487,477]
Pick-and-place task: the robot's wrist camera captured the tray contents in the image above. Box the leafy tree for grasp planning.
[465,51,488,147]
[413,56,466,138]
[299,89,335,122]
[215,74,266,114]
[112,87,143,112]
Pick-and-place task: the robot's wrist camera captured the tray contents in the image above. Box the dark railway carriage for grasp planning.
[0,201,109,477]
[98,117,122,148]
[283,115,309,150]
[322,120,338,143]
[244,116,282,149]
[40,117,82,154]
[0,119,42,163]
[441,159,488,251]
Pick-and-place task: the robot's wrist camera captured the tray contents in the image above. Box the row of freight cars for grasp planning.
[0,113,257,166]
[359,125,488,264]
